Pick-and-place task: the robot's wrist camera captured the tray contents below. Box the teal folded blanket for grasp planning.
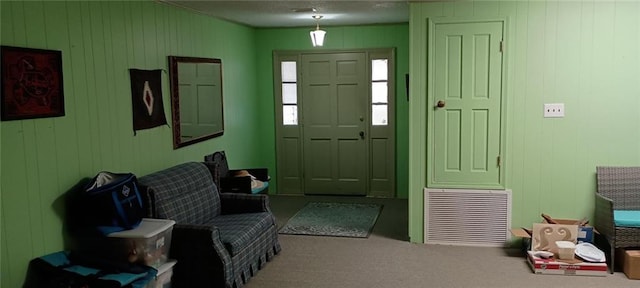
[252,181,269,194]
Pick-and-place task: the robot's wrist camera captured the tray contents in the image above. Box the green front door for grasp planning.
[430,21,504,188]
[301,52,368,195]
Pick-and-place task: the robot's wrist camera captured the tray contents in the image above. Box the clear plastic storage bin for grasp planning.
[147,259,177,288]
[107,218,175,268]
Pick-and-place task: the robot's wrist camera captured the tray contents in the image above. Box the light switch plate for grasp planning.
[544,103,564,118]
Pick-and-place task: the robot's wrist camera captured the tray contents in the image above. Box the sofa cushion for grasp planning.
[209,212,274,256]
[139,162,221,223]
[614,210,640,228]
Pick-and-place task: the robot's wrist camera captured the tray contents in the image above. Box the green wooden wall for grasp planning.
[254,24,410,198]
[0,1,261,286]
[5,0,638,285]
[409,1,640,242]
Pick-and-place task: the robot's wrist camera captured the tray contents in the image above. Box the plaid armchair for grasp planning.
[138,162,280,287]
[594,166,640,273]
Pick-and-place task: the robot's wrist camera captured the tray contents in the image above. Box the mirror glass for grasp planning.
[169,56,224,149]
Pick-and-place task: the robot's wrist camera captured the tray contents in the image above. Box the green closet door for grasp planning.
[431,21,504,188]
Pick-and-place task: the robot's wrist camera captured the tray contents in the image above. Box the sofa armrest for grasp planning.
[219,193,270,214]
[171,224,233,288]
[594,193,615,240]
[220,176,252,193]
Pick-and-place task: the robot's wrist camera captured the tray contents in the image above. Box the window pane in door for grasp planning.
[282,83,297,104]
[371,82,388,103]
[372,104,388,126]
[283,105,298,125]
[371,59,388,81]
[281,61,297,82]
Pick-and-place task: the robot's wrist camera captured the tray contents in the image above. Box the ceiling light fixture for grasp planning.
[310,15,326,47]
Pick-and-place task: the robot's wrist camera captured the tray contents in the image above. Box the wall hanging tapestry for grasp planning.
[1,46,65,121]
[129,69,167,134]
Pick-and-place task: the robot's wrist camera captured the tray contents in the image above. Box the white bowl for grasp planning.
[555,240,576,260]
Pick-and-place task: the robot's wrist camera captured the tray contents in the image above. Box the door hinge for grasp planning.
[500,40,504,53]
[497,156,502,167]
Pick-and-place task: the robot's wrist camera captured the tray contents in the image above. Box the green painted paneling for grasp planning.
[0,1,258,286]
[409,1,640,243]
[255,24,410,198]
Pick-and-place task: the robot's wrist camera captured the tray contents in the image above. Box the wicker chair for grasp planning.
[594,166,640,273]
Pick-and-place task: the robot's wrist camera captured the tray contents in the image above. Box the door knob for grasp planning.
[359,131,365,139]
[436,100,446,108]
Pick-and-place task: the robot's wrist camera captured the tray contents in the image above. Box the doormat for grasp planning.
[279,202,383,238]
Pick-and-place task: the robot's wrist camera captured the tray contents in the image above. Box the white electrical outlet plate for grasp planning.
[544,103,564,118]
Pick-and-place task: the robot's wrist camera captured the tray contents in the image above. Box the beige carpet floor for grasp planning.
[244,195,635,288]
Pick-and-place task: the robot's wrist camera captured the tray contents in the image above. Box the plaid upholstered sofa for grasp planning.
[138,162,281,287]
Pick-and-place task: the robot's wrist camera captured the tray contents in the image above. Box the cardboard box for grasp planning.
[527,251,608,276]
[531,223,578,253]
[622,250,640,280]
[511,215,607,276]
[543,218,594,243]
[510,217,596,245]
[576,226,594,243]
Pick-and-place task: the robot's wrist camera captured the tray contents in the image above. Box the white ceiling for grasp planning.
[157,0,411,28]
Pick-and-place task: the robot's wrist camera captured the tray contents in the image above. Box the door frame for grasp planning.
[426,17,509,189]
[273,48,396,197]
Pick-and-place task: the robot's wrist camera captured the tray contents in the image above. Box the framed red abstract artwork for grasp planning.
[1,46,65,121]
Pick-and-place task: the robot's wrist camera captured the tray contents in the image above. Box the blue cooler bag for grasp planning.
[83,172,145,234]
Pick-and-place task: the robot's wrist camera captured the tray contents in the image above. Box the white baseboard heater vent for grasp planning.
[424,188,511,247]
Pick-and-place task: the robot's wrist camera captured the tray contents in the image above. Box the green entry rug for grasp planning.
[279,202,383,238]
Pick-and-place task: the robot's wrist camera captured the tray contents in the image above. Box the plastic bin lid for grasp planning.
[107,218,175,238]
[157,259,178,275]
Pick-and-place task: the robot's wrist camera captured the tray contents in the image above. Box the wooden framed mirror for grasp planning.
[168,56,224,149]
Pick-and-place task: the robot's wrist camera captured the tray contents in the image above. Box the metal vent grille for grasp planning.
[424,189,511,247]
